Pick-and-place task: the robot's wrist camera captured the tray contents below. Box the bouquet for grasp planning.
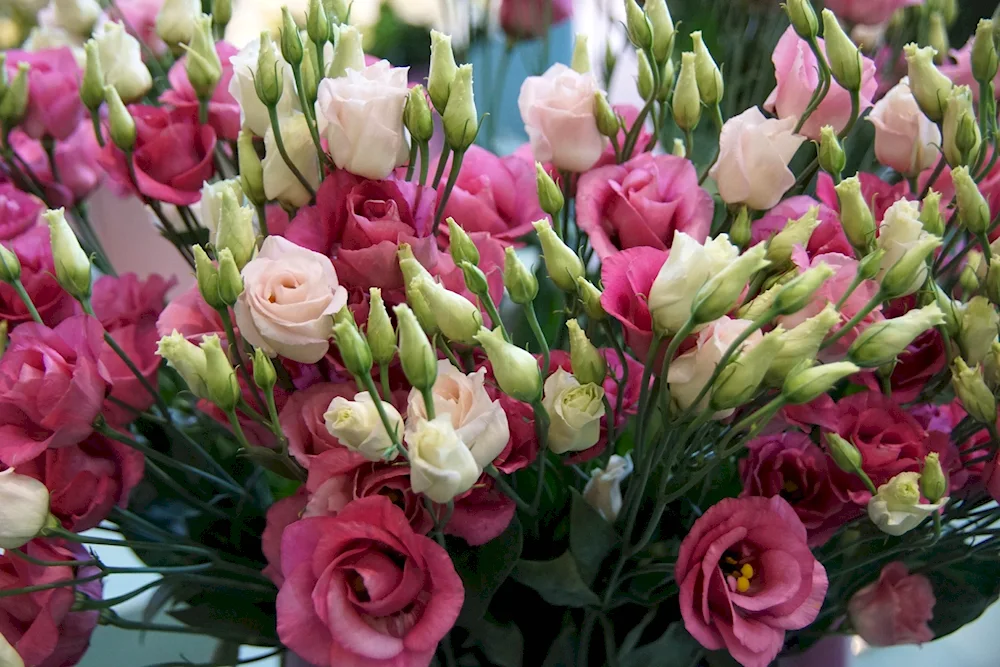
[1,0,999,666]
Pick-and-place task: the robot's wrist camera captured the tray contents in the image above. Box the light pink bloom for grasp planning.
[848,561,935,646]
[868,80,941,176]
[825,0,923,26]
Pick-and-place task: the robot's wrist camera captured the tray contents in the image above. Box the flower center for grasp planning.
[346,571,370,602]
[722,551,757,594]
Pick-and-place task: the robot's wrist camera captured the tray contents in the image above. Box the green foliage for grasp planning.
[569,489,619,585]
[454,516,524,627]
[512,551,601,607]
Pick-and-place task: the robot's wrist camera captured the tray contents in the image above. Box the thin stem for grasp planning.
[405,141,418,180]
[11,279,43,323]
[100,610,278,646]
[794,37,832,135]
[380,363,392,401]
[838,89,861,141]
[255,203,270,238]
[0,572,106,600]
[226,410,255,451]
[524,303,549,373]
[91,109,106,147]
[432,144,451,189]
[486,466,534,513]
[218,307,267,412]
[698,105,725,185]
[621,97,657,159]
[418,141,431,187]
[530,402,551,511]
[421,386,437,420]
[267,106,316,200]
[478,289,509,342]
[920,156,947,199]
[821,289,884,350]
[292,67,331,170]
[432,148,466,235]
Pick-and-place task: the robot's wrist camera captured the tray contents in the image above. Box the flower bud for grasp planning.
[475,326,542,403]
[504,247,538,305]
[868,471,946,536]
[407,416,479,502]
[928,11,949,63]
[459,261,489,296]
[952,166,991,235]
[986,258,1000,306]
[404,84,433,144]
[691,31,723,106]
[327,392,403,461]
[834,176,876,253]
[325,0,348,24]
[0,244,21,284]
[984,341,1000,388]
[645,0,675,63]
[333,318,374,378]
[445,219,479,268]
[255,32,285,107]
[775,264,836,316]
[785,0,819,40]
[543,369,606,454]
[973,19,999,82]
[919,191,945,237]
[44,208,91,301]
[103,85,137,152]
[673,52,701,132]
[567,319,607,385]
[428,30,458,114]
[217,248,243,306]
[583,454,634,522]
[903,43,953,122]
[0,469,50,550]
[306,0,330,45]
[238,130,267,207]
[825,432,863,473]
[366,288,396,366]
[93,22,154,105]
[253,346,277,392]
[213,0,233,31]
[943,86,981,166]
[327,24,365,78]
[821,10,862,91]
[194,244,223,309]
[959,296,1000,365]
[880,235,942,298]
[571,34,590,73]
[200,334,240,412]
[300,41,320,107]
[156,0,200,49]
[594,91,620,138]
[713,328,785,410]
[157,330,209,397]
[818,125,846,177]
[216,189,256,270]
[577,278,607,321]
[536,163,564,216]
[692,243,769,324]
[398,245,438,334]
[768,206,822,266]
[920,452,947,504]
[443,64,479,151]
[767,304,840,384]
[277,9,304,68]
[848,304,946,368]
[637,50,655,101]
[186,15,222,100]
[657,58,676,102]
[728,206,750,248]
[534,219,584,292]
[960,260,981,293]
[0,63,28,128]
[81,40,105,111]
[784,361,861,404]
[393,304,437,391]
[411,276,483,345]
[625,0,652,50]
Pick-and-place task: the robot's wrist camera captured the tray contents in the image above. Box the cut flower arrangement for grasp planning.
[1,0,1000,666]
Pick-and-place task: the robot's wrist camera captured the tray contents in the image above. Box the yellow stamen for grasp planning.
[724,556,739,566]
[736,576,750,593]
[741,563,754,579]
[783,480,799,493]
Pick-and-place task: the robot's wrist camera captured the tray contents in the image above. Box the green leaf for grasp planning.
[462,619,524,667]
[454,515,523,627]
[620,623,704,667]
[925,557,1000,639]
[569,489,618,586]
[512,551,601,608]
[212,641,241,665]
[541,624,578,667]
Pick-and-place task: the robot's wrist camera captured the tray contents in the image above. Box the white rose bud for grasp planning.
[155,0,200,48]
[156,330,210,398]
[43,208,92,301]
[324,392,402,461]
[0,469,51,549]
[868,472,948,536]
[583,454,634,522]
[262,113,321,207]
[228,37,298,137]
[406,416,480,503]
[94,21,153,104]
[542,368,607,455]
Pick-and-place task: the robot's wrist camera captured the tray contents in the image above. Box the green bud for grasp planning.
[216,189,256,269]
[730,206,751,249]
[325,0,348,24]
[333,305,355,329]
[404,85,433,144]
[767,304,841,385]
[821,10,862,91]
[156,0,200,48]
[428,30,458,114]
[567,319,607,386]
[768,206,822,266]
[931,281,963,336]
[217,248,243,306]
[157,331,209,398]
[447,218,480,266]
[193,244,224,309]
[393,304,437,391]
[952,357,997,425]
[201,334,240,413]
[959,296,1000,365]
[713,328,785,410]
[919,191,945,237]
[536,163,564,217]
[645,0,675,64]
[104,85,136,152]
[604,42,617,82]
[238,130,267,207]
[880,235,942,298]
[534,219,584,292]
[577,278,607,321]
[943,86,981,166]
[986,258,1000,306]
[818,125,846,178]
[213,0,233,31]
[328,24,365,78]
[858,248,887,282]
[571,34,590,73]
[657,58,676,102]
[44,209,92,301]
[81,41,106,111]
[673,52,701,132]
[300,40,320,107]
[920,452,947,504]
[928,12,950,64]
[672,138,686,157]
[474,327,542,403]
[0,63,29,128]
[412,276,483,344]
[691,31,724,106]
[834,176,876,253]
[984,341,1000,388]
[783,361,861,404]
[442,64,479,151]
[848,304,947,368]
[773,263,836,316]
[785,0,819,39]
[459,261,489,296]
[637,50,655,101]
[692,243,770,323]
[594,91,620,138]
[625,0,653,50]
[825,432,863,473]
[255,32,284,107]
[186,15,222,100]
[903,43,953,122]
[306,0,330,44]
[333,319,373,378]
[972,19,999,82]
[952,166,991,235]
[738,283,781,321]
[0,244,20,284]
[504,247,539,305]
[366,288,396,366]
[279,7,304,66]
[398,244,439,335]
[252,346,277,392]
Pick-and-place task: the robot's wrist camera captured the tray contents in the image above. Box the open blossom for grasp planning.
[751,196,852,258]
[4,48,84,141]
[406,416,480,504]
[825,0,923,26]
[868,80,941,176]
[868,472,947,536]
[876,198,933,296]
[542,368,606,455]
[228,36,298,136]
[0,185,44,242]
[263,113,321,208]
[499,0,573,40]
[0,228,77,328]
[93,21,153,103]
[600,246,668,359]
[848,562,935,646]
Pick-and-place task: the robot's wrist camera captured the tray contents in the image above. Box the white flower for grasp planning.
[324,392,402,461]
[262,112,320,208]
[406,361,509,469]
[199,179,245,245]
[877,198,931,296]
[0,469,51,550]
[541,368,606,455]
[867,472,947,536]
[228,37,299,137]
[406,416,480,503]
[39,0,102,37]
[224,0,309,50]
[583,454,634,522]
[155,0,200,47]
[94,21,153,104]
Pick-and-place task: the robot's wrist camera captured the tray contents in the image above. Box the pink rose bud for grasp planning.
[848,562,935,647]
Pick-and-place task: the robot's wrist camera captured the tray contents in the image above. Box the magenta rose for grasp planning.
[446,477,516,545]
[0,228,77,328]
[99,105,217,205]
[263,490,308,585]
[600,245,669,360]
[0,540,102,667]
[0,184,44,242]
[751,195,852,259]
[160,41,242,141]
[740,432,857,546]
[499,0,573,40]
[577,153,714,259]
[4,48,84,141]
[816,172,911,223]
[825,0,922,26]
[848,562,935,646]
[676,495,828,667]
[276,496,464,667]
[6,127,103,207]
[493,393,540,474]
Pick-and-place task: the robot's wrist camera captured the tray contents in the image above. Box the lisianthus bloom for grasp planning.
[499,0,573,40]
[824,0,922,26]
[0,185,44,242]
[848,562,935,646]
[751,196,852,259]
[0,228,77,328]
[816,172,911,223]
[5,127,103,208]
[4,48,84,141]
[155,283,226,343]
[600,246,668,360]
[160,41,242,141]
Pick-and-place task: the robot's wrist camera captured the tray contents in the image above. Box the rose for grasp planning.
[541,368,606,454]
[0,228,76,328]
[94,21,153,103]
[281,382,370,485]
[263,113,322,208]
[869,80,942,176]
[751,196,853,258]
[816,172,911,223]
[99,105,217,206]
[5,127,102,208]
[325,392,404,462]
[676,495,828,667]
[825,0,923,26]
[4,48,84,140]
[156,283,225,342]
[0,469,50,549]
[600,246,667,360]
[518,63,607,172]
[227,36,298,137]
[710,107,806,210]
[91,273,174,331]
[316,61,410,180]
[161,41,242,141]
[576,153,715,259]
[499,0,573,39]
[276,496,464,667]
[406,360,509,468]
[848,562,935,646]
[406,416,480,503]
[0,185,44,242]
[235,236,348,363]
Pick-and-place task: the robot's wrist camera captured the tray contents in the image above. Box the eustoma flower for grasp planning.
[848,562,935,646]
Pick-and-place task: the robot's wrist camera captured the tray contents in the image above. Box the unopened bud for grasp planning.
[393,304,437,391]
[504,247,538,305]
[306,0,330,44]
[972,19,999,82]
[447,218,480,266]
[156,0,200,48]
[986,258,1000,306]
[858,248,887,282]
[645,0,675,64]
[535,163,565,217]
[474,327,542,402]
[785,0,820,40]
[0,245,21,283]
[255,32,284,107]
[657,58,676,102]
[157,331,209,397]
[984,341,1000,388]
[214,248,241,306]
[959,296,1000,365]
[404,85,433,144]
[566,320,607,385]
[692,243,770,323]
[730,206,751,248]
[201,334,240,413]
[594,91,620,138]
[238,130,266,206]
[691,31,723,106]
[848,304,946,368]
[213,0,233,31]
[325,0,348,23]
[943,86,981,166]
[327,24,364,78]
[673,52,701,132]
[411,276,483,345]
[81,41,105,111]
[428,30,458,114]
[825,432,863,473]
[952,357,997,424]
[398,245,438,334]
[767,304,841,384]
[919,191,945,237]
[773,263,836,315]
[834,176,876,253]
[713,329,785,410]
[333,319,373,378]
[821,10,862,91]
[880,235,942,298]
[443,64,478,151]
[904,43,953,122]
[577,278,607,320]
[216,189,256,269]
[571,34,590,73]
[366,288,396,366]
[0,63,28,128]
[105,85,136,152]
[952,166,991,235]
[44,209,92,301]
[920,452,947,504]
[818,125,846,177]
[459,260,489,296]
[186,15,222,100]
[252,346,277,392]
[928,12,949,64]
[301,41,320,107]
[625,0,653,50]
[279,7,304,66]
[194,245,223,309]
[769,206,822,266]
[637,50,655,101]
[534,219,584,292]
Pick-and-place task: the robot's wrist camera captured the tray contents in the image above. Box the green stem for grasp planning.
[379,363,392,401]
[267,106,316,200]
[356,373,404,453]
[524,303,549,373]
[226,410,254,451]
[12,279,43,323]
[478,288,509,342]
[218,308,268,412]
[418,141,431,187]
[405,141,418,180]
[293,67,330,169]
[530,402,551,512]
[0,572,106,600]
[421,386,437,420]
[559,170,572,242]
[794,37,832,135]
[432,144,451,189]
[621,96,657,159]
[486,466,534,513]
[920,156,947,199]
[821,289,884,350]
[838,89,861,140]
[99,610,278,646]
[433,148,466,235]
[91,109,105,147]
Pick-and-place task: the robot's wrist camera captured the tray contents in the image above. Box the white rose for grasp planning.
[155,0,200,47]
[518,63,607,172]
[315,60,411,180]
[868,80,941,176]
[39,0,102,37]
[867,472,948,536]
[199,179,246,245]
[0,469,51,549]
[583,454,634,522]
[228,37,299,136]
[541,368,606,455]
[94,21,154,104]
[406,361,509,469]
[667,317,763,418]
[406,416,480,503]
[324,392,402,461]
[0,633,23,667]
[647,232,739,334]
[262,112,321,208]
[877,198,930,296]
[234,236,347,363]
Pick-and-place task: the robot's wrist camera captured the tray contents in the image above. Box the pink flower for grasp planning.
[91,273,174,331]
[499,0,573,40]
[676,495,828,667]
[276,496,464,667]
[825,0,923,26]
[4,48,84,141]
[868,80,942,176]
[0,228,77,328]
[262,490,307,585]
[97,0,167,57]
[751,196,852,259]
[600,245,669,360]
[493,394,539,474]
[848,562,935,646]
[160,41,242,141]
[816,172,910,223]
[445,478,516,545]
[0,185,44,242]
[740,432,857,546]
[6,127,103,208]
[155,283,225,343]
[0,540,102,667]
[940,38,1000,102]
[306,463,435,534]
[576,153,714,259]
[99,105,217,206]
[765,27,878,140]
[0,315,110,465]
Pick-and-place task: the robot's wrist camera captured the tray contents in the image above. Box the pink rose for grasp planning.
[156,283,225,342]
[576,153,714,259]
[6,127,102,207]
[4,48,84,141]
[0,315,110,465]
[160,41,242,141]
[868,80,942,176]
[0,185,44,242]
[91,273,174,331]
[765,27,878,140]
[816,172,911,223]
[499,0,573,39]
[740,432,857,546]
[99,105,217,206]
[848,562,935,646]
[276,496,464,667]
[825,0,923,26]
[600,246,668,360]
[940,38,1000,102]
[676,495,828,667]
[306,463,435,533]
[751,196,852,258]
[262,490,307,585]
[493,394,540,474]
[0,228,77,328]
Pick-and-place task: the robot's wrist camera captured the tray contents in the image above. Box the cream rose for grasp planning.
[709,107,805,210]
[234,236,347,363]
[868,80,941,176]
[518,63,607,172]
[315,60,411,180]
[868,472,948,536]
[876,198,931,296]
[263,112,321,208]
[541,368,606,455]
[406,416,480,503]
[93,21,154,103]
[228,37,299,137]
[0,469,51,549]
[324,392,402,461]
[583,454,634,522]
[406,360,509,469]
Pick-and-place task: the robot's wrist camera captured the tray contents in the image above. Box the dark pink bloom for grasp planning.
[492,394,539,474]
[276,496,464,667]
[161,42,242,141]
[5,127,103,207]
[676,495,828,667]
[751,196,852,259]
[445,477,516,545]
[262,490,307,586]
[600,245,668,360]
[156,283,225,342]
[848,562,935,646]
[0,540,102,667]
[0,184,44,241]
[0,227,77,328]
[91,273,174,331]
[4,48,84,141]
[816,172,910,223]
[940,38,1000,102]
[499,0,573,40]
[577,153,714,259]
